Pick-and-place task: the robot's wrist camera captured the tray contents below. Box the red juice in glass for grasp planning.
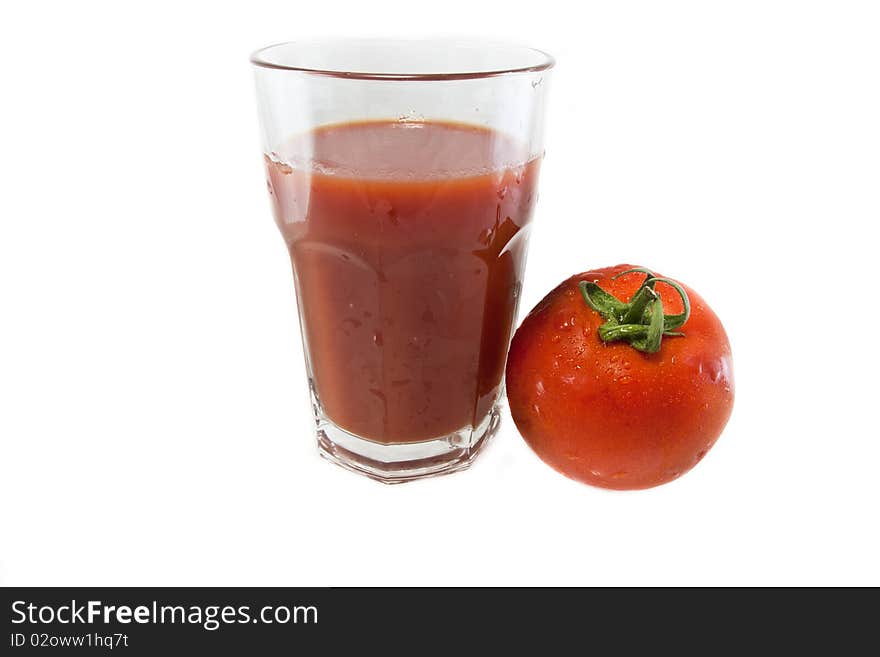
[267,120,539,442]
[252,40,552,481]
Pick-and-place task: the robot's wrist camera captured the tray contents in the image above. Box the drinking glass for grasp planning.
[251,39,553,482]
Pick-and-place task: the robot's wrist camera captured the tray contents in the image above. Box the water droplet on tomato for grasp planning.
[706,358,730,384]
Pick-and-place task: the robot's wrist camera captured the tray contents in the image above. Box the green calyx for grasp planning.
[578,268,691,354]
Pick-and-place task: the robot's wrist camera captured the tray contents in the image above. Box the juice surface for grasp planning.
[266,120,540,444]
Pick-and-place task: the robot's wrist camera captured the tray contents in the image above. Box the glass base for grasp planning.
[314,402,501,484]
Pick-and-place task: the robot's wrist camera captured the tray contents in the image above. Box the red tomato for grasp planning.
[506,264,734,490]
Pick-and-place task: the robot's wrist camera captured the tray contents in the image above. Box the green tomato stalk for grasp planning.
[579,268,691,354]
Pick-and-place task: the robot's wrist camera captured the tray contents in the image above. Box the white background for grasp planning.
[1,1,878,586]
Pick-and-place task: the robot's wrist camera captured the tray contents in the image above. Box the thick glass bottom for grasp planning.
[312,388,501,484]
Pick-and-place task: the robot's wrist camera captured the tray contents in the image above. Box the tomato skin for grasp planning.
[506,265,734,490]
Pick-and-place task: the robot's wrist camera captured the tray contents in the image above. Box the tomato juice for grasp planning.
[265,120,540,444]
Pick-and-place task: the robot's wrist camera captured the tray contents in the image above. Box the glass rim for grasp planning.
[250,39,555,81]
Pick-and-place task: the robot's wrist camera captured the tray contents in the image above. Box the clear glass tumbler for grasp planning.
[251,40,553,482]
